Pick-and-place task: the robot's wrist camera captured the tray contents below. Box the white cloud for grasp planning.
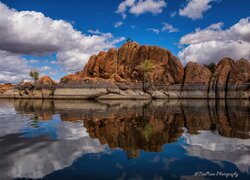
[148,23,179,34]
[170,11,177,18]
[130,0,167,16]
[179,0,213,20]
[87,29,103,35]
[207,22,224,30]
[147,28,160,34]
[162,23,179,32]
[114,21,123,28]
[41,66,51,71]
[49,71,57,76]
[116,0,135,14]
[116,0,166,18]
[28,59,39,64]
[130,25,136,29]
[178,17,250,64]
[0,2,125,76]
[0,50,29,83]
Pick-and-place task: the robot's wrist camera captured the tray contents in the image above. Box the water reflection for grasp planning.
[0,99,249,179]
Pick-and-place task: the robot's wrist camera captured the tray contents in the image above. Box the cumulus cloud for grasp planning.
[116,0,166,18]
[162,23,179,32]
[178,17,250,64]
[207,22,224,30]
[116,0,135,19]
[170,11,177,18]
[41,66,51,71]
[87,29,103,35]
[147,28,160,34]
[148,23,179,34]
[114,21,123,28]
[0,50,29,83]
[179,0,213,20]
[0,2,125,80]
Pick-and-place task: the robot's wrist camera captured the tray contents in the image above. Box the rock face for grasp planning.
[183,62,212,84]
[208,58,234,98]
[81,42,184,84]
[227,58,250,98]
[36,76,57,86]
[228,58,250,84]
[181,62,212,98]
[0,83,14,94]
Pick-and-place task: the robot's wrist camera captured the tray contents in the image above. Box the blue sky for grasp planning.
[0,0,249,82]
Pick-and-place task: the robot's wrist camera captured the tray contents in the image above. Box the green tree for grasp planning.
[29,69,40,82]
[204,62,216,74]
[126,38,132,42]
[142,59,153,91]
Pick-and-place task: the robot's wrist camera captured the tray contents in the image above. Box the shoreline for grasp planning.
[1,83,249,100]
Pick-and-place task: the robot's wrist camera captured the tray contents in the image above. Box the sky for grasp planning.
[0,0,249,83]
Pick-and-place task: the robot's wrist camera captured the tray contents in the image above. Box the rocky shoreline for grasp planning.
[0,42,249,100]
[0,81,249,100]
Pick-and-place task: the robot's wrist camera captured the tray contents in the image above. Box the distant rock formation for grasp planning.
[0,42,249,99]
[0,83,14,94]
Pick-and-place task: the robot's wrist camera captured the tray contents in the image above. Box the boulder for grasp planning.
[37,76,57,86]
[53,88,108,99]
[228,58,250,84]
[181,62,211,98]
[97,93,151,100]
[227,59,250,98]
[60,74,83,84]
[208,58,234,98]
[183,62,212,84]
[151,91,168,99]
[0,83,14,94]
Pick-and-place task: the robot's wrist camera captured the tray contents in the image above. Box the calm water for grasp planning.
[0,99,249,180]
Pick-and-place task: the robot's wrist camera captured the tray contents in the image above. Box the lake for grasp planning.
[0,99,249,180]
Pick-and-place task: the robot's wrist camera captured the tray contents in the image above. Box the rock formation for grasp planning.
[208,58,234,98]
[181,62,212,98]
[0,42,249,99]
[0,83,14,94]
[78,41,184,84]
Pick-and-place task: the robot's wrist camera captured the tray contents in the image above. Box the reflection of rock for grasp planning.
[182,130,250,173]
[83,103,184,158]
[181,100,211,134]
[13,99,55,120]
[0,122,106,180]
[0,98,250,179]
[9,98,250,140]
[226,100,250,139]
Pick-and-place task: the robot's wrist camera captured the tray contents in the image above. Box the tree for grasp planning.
[126,38,132,42]
[204,62,216,74]
[29,69,40,82]
[142,59,153,92]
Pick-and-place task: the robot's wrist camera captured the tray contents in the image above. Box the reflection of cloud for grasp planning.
[182,130,250,173]
[0,115,106,180]
[151,155,160,163]
[163,158,177,170]
[116,163,124,169]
